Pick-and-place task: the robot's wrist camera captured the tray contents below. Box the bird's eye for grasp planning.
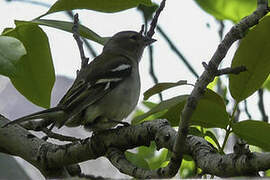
[129,35,139,40]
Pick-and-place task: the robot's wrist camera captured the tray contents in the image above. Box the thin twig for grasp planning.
[146,0,166,38]
[157,26,199,78]
[42,128,82,142]
[217,66,247,76]
[143,16,163,101]
[148,44,163,101]
[66,10,97,58]
[216,20,226,102]
[218,20,225,41]
[244,100,252,119]
[202,63,247,76]
[258,89,268,122]
[72,13,89,69]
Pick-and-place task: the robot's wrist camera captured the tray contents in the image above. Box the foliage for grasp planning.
[2,23,55,108]
[194,0,270,23]
[229,16,270,102]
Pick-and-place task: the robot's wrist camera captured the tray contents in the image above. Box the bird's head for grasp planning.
[103,31,156,61]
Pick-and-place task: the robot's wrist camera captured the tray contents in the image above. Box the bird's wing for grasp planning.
[57,53,133,127]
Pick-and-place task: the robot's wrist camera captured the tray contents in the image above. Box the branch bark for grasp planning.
[1,116,270,178]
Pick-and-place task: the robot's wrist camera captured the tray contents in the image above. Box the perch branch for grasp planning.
[1,116,270,178]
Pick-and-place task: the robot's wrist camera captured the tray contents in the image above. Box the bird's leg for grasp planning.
[41,127,82,142]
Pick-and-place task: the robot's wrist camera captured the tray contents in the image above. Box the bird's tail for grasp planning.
[2,107,64,128]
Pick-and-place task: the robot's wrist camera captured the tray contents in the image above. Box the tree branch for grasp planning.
[202,62,247,76]
[167,0,269,178]
[142,11,163,101]
[146,0,166,38]
[148,35,163,101]
[66,10,97,58]
[2,115,270,178]
[72,13,89,69]
[244,99,252,119]
[0,115,80,178]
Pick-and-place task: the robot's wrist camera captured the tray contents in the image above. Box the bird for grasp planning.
[4,30,156,132]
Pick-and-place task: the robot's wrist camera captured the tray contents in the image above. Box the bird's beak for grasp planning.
[143,36,157,46]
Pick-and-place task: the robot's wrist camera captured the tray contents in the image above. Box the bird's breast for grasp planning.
[98,67,141,120]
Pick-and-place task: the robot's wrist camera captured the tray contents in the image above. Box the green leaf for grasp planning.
[0,36,26,77]
[142,101,157,109]
[263,75,270,91]
[232,120,270,151]
[162,89,229,129]
[3,24,55,108]
[179,159,196,178]
[134,89,229,129]
[188,127,221,150]
[1,28,14,34]
[16,19,107,45]
[194,0,257,23]
[132,95,188,125]
[137,3,159,21]
[125,151,150,169]
[207,76,218,90]
[160,100,185,127]
[229,16,270,102]
[143,80,188,100]
[136,143,170,170]
[147,148,168,170]
[44,0,154,17]
[266,169,270,177]
[131,102,162,125]
[188,127,204,137]
[191,89,229,129]
[132,105,164,125]
[205,130,221,150]
[137,142,156,160]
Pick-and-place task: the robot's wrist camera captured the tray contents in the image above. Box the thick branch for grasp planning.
[0,115,78,178]
[1,116,270,178]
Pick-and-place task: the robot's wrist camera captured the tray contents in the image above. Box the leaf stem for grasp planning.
[220,102,238,152]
